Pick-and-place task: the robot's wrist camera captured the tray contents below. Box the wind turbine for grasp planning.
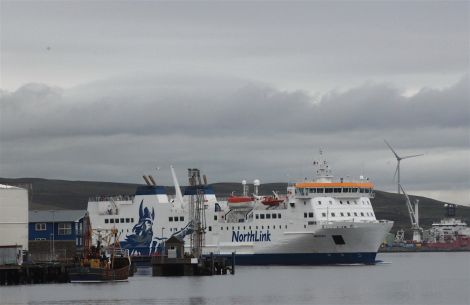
[384,140,423,194]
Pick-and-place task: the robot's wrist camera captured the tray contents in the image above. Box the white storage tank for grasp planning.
[0,184,29,252]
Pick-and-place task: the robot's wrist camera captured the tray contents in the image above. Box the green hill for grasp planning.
[1,177,469,234]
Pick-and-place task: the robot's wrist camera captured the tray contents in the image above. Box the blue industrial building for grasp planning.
[29,210,86,247]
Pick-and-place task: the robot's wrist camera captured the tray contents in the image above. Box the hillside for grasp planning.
[1,177,469,234]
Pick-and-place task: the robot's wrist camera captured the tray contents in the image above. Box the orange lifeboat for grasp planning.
[261,196,284,207]
[228,196,255,209]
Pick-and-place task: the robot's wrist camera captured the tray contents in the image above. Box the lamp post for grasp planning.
[161,227,165,255]
[51,210,55,261]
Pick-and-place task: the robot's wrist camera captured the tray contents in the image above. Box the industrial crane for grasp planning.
[399,183,423,242]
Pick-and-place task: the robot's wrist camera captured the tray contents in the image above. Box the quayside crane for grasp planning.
[399,183,422,242]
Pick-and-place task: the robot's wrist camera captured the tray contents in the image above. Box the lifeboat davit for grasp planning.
[228,196,255,209]
[261,196,284,206]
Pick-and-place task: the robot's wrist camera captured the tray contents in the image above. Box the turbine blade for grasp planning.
[384,139,400,159]
[401,153,424,160]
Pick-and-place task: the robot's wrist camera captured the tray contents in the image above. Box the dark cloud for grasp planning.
[1,75,468,141]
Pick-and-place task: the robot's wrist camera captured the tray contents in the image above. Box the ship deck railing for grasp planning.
[89,195,135,202]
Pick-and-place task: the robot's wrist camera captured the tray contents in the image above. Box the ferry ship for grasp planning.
[87,153,393,265]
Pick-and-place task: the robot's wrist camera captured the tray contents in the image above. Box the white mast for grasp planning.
[170,165,184,209]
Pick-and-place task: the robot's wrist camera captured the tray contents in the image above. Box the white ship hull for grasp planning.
[88,156,392,265]
[88,187,392,265]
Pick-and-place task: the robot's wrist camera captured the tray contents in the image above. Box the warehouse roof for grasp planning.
[29,210,86,222]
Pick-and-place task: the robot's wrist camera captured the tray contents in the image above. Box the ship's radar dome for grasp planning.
[242,180,247,185]
[254,179,260,186]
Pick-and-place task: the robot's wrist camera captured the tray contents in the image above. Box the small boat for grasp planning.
[227,196,255,209]
[69,217,130,283]
[261,196,284,206]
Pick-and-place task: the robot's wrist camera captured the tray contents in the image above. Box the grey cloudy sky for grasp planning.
[0,1,469,205]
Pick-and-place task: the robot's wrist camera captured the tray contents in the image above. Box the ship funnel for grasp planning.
[148,175,157,186]
[142,175,152,186]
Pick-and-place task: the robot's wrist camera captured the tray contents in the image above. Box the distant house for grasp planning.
[28,210,86,261]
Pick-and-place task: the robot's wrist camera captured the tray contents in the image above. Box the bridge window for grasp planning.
[180,216,184,221]
[260,214,265,219]
[273,214,277,219]
[104,219,109,224]
[110,219,114,223]
[309,212,314,218]
[169,217,173,222]
[278,213,281,219]
[322,213,326,217]
[266,214,271,219]
[365,189,370,193]
[342,188,349,193]
[360,188,365,193]
[120,218,124,223]
[334,188,341,193]
[317,188,324,193]
[309,188,316,193]
[325,188,333,193]
[304,213,307,218]
[131,218,134,223]
[126,218,130,223]
[115,219,119,223]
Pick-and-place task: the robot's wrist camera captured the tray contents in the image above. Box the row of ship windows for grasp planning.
[221,225,287,231]
[311,200,370,205]
[298,188,371,194]
[304,211,374,218]
[167,224,289,233]
[255,213,282,220]
[104,218,134,224]
[321,211,374,217]
[169,216,185,222]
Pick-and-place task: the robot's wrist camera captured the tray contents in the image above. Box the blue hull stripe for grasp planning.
[215,252,377,265]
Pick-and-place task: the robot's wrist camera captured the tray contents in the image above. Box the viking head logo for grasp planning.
[122,200,155,255]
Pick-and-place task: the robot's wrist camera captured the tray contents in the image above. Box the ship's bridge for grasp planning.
[294,181,374,198]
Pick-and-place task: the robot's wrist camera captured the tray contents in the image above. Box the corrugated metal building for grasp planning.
[0,184,29,252]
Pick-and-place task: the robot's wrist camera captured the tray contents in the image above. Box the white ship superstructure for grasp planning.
[87,154,393,265]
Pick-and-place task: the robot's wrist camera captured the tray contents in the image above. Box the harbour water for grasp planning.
[0,252,469,305]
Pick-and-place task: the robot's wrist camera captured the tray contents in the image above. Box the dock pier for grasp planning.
[151,252,235,276]
[0,262,69,285]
